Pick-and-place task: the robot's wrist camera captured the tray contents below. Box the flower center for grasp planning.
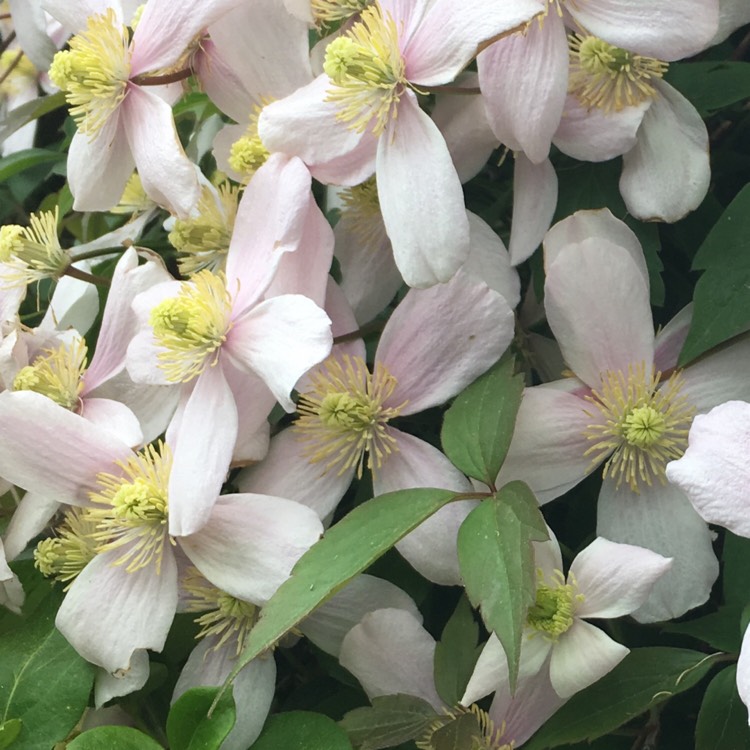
[228,101,272,180]
[34,508,98,589]
[0,207,69,285]
[182,567,260,655]
[526,570,581,640]
[12,338,87,410]
[295,354,407,477]
[169,182,240,276]
[323,3,407,135]
[417,704,513,750]
[48,8,132,137]
[568,34,668,113]
[86,442,172,573]
[312,0,372,27]
[583,363,694,492]
[149,270,233,383]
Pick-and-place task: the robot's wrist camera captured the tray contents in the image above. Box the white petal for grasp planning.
[94,650,150,707]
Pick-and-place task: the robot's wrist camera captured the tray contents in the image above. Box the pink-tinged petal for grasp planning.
[129,0,243,74]
[282,0,313,22]
[667,402,750,537]
[85,248,171,392]
[68,115,135,213]
[377,271,513,412]
[714,0,750,44]
[553,95,649,162]
[377,94,469,287]
[173,639,275,750]
[738,624,750,722]
[42,0,122,35]
[94,650,149,707]
[258,75,378,185]
[226,154,314,308]
[122,85,200,218]
[431,74,499,183]
[550,620,628,698]
[194,40,254,123]
[56,547,178,672]
[221,363,274,466]
[571,538,672,619]
[168,364,237,537]
[339,608,444,711]
[680,334,750,413]
[300,575,421,657]
[0,273,25,324]
[373,430,476,586]
[621,82,710,223]
[8,0,58,68]
[335,209,401,325]
[544,208,649,285]
[404,0,541,86]
[208,0,313,100]
[497,382,602,505]
[597,477,718,623]
[235,428,355,520]
[225,295,332,412]
[0,391,131,504]
[463,212,520,308]
[212,123,246,181]
[509,155,558,266]
[379,0,429,47]
[180,493,323,606]
[478,14,568,163]
[80,398,143,448]
[43,269,100,335]
[654,304,692,373]
[567,0,719,60]
[3,492,59,561]
[545,238,654,387]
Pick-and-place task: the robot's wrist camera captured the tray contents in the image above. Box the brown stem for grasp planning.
[428,85,481,96]
[0,30,16,55]
[63,264,111,287]
[69,246,126,263]
[0,14,11,21]
[0,48,22,88]
[131,68,193,87]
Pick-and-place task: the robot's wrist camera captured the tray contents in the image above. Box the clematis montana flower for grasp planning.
[497,208,750,622]
[259,0,541,287]
[42,0,245,214]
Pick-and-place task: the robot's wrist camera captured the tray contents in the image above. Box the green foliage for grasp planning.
[723,532,750,607]
[666,62,750,117]
[524,648,721,748]
[166,687,236,750]
[0,91,66,144]
[223,489,458,696]
[695,666,750,750]
[0,149,65,183]
[0,592,93,750]
[252,711,353,749]
[67,727,163,749]
[0,720,21,750]
[663,605,743,652]
[440,356,524,486]
[457,481,548,691]
[680,184,750,364]
[340,694,437,750]
[433,596,480,706]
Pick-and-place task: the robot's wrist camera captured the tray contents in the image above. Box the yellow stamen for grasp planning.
[149,270,233,383]
[417,704,513,750]
[583,363,694,492]
[312,0,371,27]
[0,50,37,96]
[338,176,386,248]
[12,338,87,410]
[228,102,272,180]
[86,442,172,573]
[323,4,407,135]
[48,9,131,137]
[568,34,668,113]
[112,172,153,215]
[295,354,407,477]
[182,567,260,656]
[526,569,584,641]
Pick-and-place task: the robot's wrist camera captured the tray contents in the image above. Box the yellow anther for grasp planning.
[34,508,98,588]
[228,102,271,180]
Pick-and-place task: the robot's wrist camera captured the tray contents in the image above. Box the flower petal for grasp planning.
[80,398,143,448]
[94,649,149,707]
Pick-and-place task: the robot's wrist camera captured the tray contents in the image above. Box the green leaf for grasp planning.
[0,720,21,750]
[724,532,750,607]
[430,712,485,750]
[222,489,458,698]
[680,185,750,365]
[252,711,353,750]
[0,92,66,145]
[0,593,94,750]
[457,482,548,691]
[166,686,236,750]
[339,694,438,750]
[433,596,480,706]
[0,149,64,183]
[663,605,743,652]
[696,666,750,750]
[666,62,750,117]
[524,648,721,749]
[441,357,524,485]
[67,727,163,750]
